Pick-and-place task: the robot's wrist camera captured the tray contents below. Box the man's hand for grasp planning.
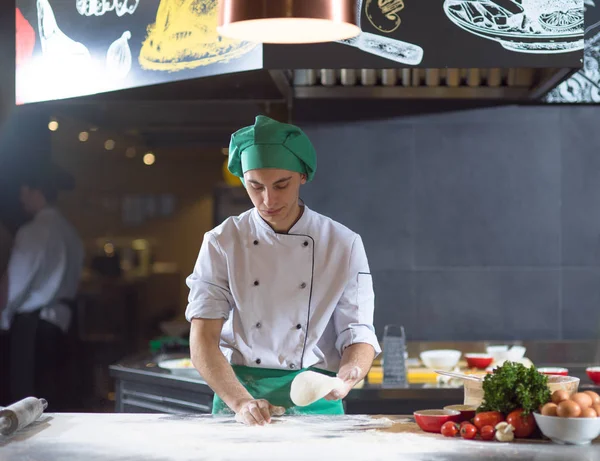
[324,343,375,401]
[324,366,361,401]
[234,399,286,426]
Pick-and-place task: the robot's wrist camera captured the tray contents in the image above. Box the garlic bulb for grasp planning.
[495,422,515,442]
[38,0,90,62]
[77,0,139,17]
[106,31,132,80]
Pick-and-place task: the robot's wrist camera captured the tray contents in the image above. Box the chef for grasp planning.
[186,115,381,425]
[0,169,84,410]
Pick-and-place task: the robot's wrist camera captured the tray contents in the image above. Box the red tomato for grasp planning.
[459,420,472,431]
[474,411,504,430]
[460,423,477,440]
[506,409,536,438]
[441,421,459,437]
[480,425,495,441]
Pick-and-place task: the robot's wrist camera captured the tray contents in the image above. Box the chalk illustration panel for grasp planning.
[262,0,585,69]
[444,0,587,54]
[15,0,262,104]
[545,1,600,102]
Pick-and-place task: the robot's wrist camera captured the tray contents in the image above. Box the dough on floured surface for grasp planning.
[290,371,345,407]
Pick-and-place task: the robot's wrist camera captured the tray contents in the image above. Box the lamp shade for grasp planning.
[217,0,360,44]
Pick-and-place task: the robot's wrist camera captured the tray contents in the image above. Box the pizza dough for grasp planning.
[290,371,345,407]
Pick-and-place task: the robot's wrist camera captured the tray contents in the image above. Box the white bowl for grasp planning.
[486,345,526,363]
[533,412,600,445]
[420,349,461,370]
[158,358,200,379]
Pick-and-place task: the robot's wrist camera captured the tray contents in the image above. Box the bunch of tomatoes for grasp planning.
[440,409,535,441]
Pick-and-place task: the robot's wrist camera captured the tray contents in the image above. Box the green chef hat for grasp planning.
[228,115,317,182]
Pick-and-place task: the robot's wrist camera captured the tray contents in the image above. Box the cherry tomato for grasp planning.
[459,420,472,431]
[441,421,459,437]
[506,409,536,438]
[460,423,477,440]
[480,425,495,441]
[474,411,504,430]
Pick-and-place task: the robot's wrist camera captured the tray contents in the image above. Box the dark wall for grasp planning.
[298,105,600,342]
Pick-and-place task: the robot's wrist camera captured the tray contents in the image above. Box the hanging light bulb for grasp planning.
[217,0,360,44]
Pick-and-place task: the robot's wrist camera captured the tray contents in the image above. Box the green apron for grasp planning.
[212,365,345,415]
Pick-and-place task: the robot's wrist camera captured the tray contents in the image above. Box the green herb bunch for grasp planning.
[478,362,551,415]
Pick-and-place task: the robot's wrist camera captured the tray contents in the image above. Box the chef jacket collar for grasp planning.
[252,199,310,235]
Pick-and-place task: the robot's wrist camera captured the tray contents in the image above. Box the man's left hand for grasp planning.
[323,365,361,401]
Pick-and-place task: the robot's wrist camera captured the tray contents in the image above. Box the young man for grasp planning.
[0,172,84,409]
[186,116,380,425]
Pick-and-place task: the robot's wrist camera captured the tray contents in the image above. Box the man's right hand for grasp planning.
[234,399,286,426]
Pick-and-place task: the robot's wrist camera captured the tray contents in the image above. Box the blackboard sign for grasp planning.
[15,0,262,104]
[264,0,589,69]
[15,0,591,104]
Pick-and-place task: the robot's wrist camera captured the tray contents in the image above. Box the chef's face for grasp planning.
[244,168,307,231]
[20,186,38,215]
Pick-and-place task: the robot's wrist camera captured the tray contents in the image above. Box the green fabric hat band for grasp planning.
[241,144,307,177]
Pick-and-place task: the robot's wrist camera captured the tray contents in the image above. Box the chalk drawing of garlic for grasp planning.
[106,31,132,80]
[77,0,139,17]
[38,0,90,63]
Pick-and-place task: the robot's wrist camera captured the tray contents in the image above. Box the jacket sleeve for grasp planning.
[185,232,233,321]
[333,235,382,357]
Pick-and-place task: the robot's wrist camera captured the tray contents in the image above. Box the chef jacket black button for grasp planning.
[254,280,259,286]
[256,322,262,328]
[253,240,258,245]
[256,359,261,364]
[300,282,307,289]
[290,364,296,369]
[296,324,302,330]
[303,241,309,247]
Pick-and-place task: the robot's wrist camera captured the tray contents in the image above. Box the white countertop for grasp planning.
[1,413,599,461]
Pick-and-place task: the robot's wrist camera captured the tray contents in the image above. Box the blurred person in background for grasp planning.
[0,166,83,410]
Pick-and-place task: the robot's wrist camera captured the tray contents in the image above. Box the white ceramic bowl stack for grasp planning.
[420,349,462,371]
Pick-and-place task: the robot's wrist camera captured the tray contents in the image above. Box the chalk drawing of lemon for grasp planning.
[539,9,583,32]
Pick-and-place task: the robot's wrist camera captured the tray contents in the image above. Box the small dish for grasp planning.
[538,367,569,376]
[586,367,600,384]
[158,358,199,379]
[443,404,477,422]
[413,409,461,433]
[465,353,494,369]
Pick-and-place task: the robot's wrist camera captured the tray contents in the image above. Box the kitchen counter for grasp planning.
[2,413,599,461]
[109,355,466,414]
[109,354,600,415]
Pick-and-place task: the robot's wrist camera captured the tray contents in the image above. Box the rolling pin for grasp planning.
[0,397,48,436]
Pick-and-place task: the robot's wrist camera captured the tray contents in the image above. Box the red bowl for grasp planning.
[537,367,569,376]
[464,353,494,369]
[414,409,461,433]
[587,367,600,384]
[444,404,477,422]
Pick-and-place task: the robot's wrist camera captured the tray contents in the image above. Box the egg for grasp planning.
[592,404,600,416]
[581,407,598,418]
[557,399,581,418]
[584,391,600,405]
[552,390,570,404]
[572,392,593,409]
[541,402,558,416]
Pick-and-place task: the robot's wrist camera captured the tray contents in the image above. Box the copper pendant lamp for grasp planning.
[217,0,360,44]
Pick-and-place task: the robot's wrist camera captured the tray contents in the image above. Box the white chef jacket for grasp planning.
[185,204,381,373]
[0,207,84,332]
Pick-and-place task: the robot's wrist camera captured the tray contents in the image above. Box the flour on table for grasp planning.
[5,413,596,461]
